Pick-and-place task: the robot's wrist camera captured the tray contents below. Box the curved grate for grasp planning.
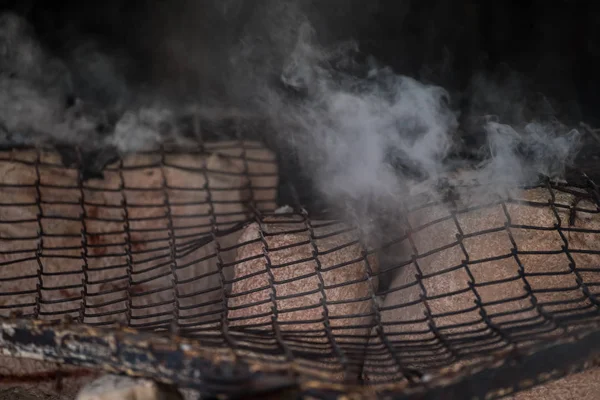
[1,139,600,399]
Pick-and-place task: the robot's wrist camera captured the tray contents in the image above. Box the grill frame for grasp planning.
[2,318,600,399]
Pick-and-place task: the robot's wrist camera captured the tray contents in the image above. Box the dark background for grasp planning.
[0,0,598,125]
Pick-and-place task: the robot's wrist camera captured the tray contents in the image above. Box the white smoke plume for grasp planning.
[227,0,582,237]
[0,2,585,238]
[0,12,187,151]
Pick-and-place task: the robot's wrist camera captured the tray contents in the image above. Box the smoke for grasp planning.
[227,0,582,238]
[265,33,459,233]
[0,2,585,240]
[0,11,199,151]
[481,121,581,184]
[65,41,132,110]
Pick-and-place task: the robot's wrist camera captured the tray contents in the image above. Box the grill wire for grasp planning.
[1,128,600,399]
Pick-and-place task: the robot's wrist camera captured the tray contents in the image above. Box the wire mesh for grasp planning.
[1,137,600,399]
[363,177,600,386]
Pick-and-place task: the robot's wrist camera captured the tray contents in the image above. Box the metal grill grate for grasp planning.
[0,142,278,327]
[1,137,600,399]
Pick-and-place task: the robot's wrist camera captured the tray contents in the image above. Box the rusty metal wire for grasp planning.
[1,138,600,399]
